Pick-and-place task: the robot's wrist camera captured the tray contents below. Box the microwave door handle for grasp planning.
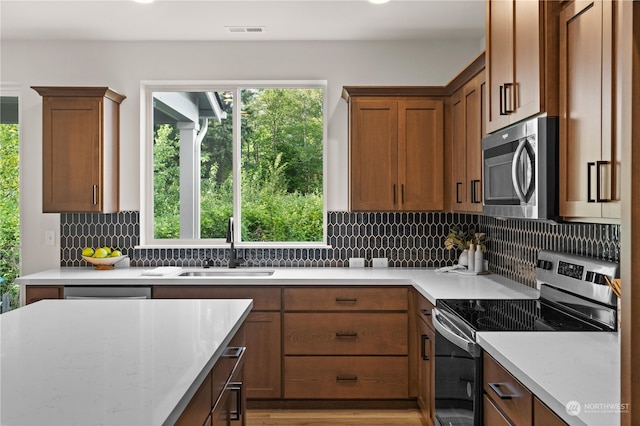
[432,308,477,355]
[511,139,528,203]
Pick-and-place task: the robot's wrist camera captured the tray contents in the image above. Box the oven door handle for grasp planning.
[432,308,480,356]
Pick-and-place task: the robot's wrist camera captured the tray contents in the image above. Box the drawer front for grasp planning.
[175,372,213,426]
[483,394,512,426]
[152,286,281,311]
[484,354,533,426]
[284,356,408,399]
[534,396,567,426]
[284,287,408,311]
[284,312,408,355]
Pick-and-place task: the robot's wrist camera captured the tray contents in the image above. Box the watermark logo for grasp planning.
[565,400,630,416]
[566,400,582,416]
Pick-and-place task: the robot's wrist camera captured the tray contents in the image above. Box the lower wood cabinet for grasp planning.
[484,353,567,426]
[176,346,245,426]
[152,286,281,399]
[415,293,435,426]
[283,286,409,400]
[25,285,63,304]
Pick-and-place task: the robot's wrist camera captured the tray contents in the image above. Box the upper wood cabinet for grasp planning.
[559,0,620,221]
[343,88,444,211]
[485,0,560,134]
[32,86,125,213]
[451,71,486,213]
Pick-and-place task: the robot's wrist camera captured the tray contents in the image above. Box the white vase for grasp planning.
[458,249,469,267]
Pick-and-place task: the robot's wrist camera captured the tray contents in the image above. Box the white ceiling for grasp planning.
[0,0,486,42]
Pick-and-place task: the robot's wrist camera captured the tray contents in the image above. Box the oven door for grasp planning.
[432,308,482,426]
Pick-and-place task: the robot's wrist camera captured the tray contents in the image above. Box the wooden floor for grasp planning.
[246,409,424,426]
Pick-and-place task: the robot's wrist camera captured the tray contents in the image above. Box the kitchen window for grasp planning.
[141,81,327,247]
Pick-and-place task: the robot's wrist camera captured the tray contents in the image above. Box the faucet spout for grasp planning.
[226,217,234,244]
[226,217,244,268]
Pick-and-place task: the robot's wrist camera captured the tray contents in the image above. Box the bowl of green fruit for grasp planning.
[82,247,127,269]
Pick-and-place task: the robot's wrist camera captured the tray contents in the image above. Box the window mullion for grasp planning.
[233,87,242,243]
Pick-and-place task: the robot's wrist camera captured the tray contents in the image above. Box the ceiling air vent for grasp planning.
[226,26,266,34]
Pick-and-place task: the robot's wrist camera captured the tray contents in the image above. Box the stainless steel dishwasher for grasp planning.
[64,286,151,299]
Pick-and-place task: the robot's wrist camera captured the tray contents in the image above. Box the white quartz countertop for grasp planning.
[16,266,540,305]
[0,298,253,426]
[478,332,621,426]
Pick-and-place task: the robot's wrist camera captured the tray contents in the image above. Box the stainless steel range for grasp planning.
[432,250,619,426]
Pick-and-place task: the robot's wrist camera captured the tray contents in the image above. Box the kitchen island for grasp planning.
[0,298,252,426]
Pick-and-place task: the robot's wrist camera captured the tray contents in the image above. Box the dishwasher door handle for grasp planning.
[432,308,480,357]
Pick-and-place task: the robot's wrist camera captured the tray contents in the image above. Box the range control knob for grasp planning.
[536,259,553,270]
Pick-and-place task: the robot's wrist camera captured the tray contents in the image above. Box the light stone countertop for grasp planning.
[478,332,621,426]
[0,298,252,426]
[15,266,540,305]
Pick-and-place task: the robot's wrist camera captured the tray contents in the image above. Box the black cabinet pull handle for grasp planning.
[587,162,596,203]
[596,160,611,202]
[335,332,358,338]
[401,184,405,204]
[393,184,396,204]
[421,334,430,360]
[499,85,506,115]
[223,346,245,358]
[456,182,463,203]
[335,297,357,304]
[503,82,514,114]
[336,375,358,382]
[229,382,242,421]
[489,382,514,399]
[92,185,97,205]
[471,179,481,203]
[420,309,431,317]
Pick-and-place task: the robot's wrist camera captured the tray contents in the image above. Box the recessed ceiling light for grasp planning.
[133,0,154,3]
[369,0,390,4]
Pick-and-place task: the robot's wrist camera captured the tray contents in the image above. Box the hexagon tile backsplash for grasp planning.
[60,211,620,288]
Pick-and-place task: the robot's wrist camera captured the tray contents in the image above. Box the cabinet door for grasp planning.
[465,76,483,211]
[398,99,443,211]
[513,0,542,120]
[452,75,484,213]
[559,0,615,219]
[42,96,103,212]
[417,317,435,426]
[350,98,398,210]
[486,0,514,133]
[243,312,281,399]
[451,90,467,210]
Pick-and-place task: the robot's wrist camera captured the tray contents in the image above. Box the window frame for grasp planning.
[139,80,328,248]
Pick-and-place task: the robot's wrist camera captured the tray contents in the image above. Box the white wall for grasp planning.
[1,39,482,274]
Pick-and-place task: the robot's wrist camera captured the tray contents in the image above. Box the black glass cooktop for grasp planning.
[436,298,608,332]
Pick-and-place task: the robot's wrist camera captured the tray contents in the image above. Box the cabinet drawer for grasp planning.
[175,372,212,426]
[152,286,281,311]
[26,285,63,304]
[484,354,533,426]
[284,312,408,355]
[534,396,567,426]
[483,394,512,426]
[284,287,408,311]
[284,356,408,399]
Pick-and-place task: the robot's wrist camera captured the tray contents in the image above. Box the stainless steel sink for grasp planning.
[178,270,275,277]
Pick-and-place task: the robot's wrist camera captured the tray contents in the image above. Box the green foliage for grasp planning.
[153,87,324,242]
[0,124,20,311]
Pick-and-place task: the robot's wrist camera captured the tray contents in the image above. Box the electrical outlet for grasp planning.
[372,258,388,268]
[349,257,365,268]
[45,231,55,246]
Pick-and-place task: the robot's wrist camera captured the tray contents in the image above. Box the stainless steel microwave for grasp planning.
[482,116,559,220]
